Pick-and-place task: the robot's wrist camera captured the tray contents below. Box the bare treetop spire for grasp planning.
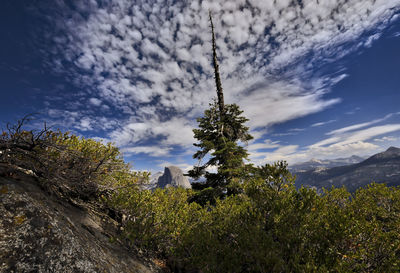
[209,10,225,116]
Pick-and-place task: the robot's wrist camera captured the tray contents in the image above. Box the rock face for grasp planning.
[157,166,191,189]
[0,165,160,273]
[295,147,400,192]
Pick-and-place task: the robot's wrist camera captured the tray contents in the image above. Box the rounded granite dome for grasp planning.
[157,166,192,189]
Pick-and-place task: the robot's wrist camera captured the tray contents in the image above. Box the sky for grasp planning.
[1,0,400,173]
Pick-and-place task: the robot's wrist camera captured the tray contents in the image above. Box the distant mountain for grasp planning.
[142,171,163,190]
[295,147,400,192]
[157,166,192,189]
[290,155,365,172]
[143,167,192,190]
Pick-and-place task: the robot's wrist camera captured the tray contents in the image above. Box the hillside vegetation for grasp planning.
[1,121,400,272]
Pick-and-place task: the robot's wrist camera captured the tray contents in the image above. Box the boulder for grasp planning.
[157,166,191,189]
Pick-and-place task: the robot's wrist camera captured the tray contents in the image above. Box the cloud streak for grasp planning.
[251,123,400,165]
[311,119,336,127]
[327,112,400,135]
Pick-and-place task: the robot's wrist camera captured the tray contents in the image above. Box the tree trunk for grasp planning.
[209,11,225,117]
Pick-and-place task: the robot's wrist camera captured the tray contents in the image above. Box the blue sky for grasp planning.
[1,0,400,173]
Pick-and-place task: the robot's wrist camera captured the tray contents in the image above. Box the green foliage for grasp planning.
[1,123,144,199]
[109,160,400,272]
[189,100,253,197]
[107,185,202,254]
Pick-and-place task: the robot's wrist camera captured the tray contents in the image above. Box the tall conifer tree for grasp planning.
[188,12,253,200]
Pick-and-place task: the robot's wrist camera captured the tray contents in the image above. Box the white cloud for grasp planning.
[78,117,93,131]
[110,117,195,149]
[248,139,280,152]
[257,144,302,164]
[364,33,382,47]
[374,136,398,142]
[89,98,102,106]
[289,128,306,132]
[345,107,361,115]
[253,124,400,165]
[334,124,400,146]
[46,109,117,132]
[327,112,400,135]
[122,146,172,157]
[156,161,193,173]
[38,0,400,158]
[307,141,380,159]
[227,76,341,129]
[311,124,400,148]
[311,119,336,127]
[254,141,380,166]
[272,132,298,137]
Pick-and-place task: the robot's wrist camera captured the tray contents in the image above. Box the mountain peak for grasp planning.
[363,146,400,163]
[386,146,400,153]
[349,155,364,160]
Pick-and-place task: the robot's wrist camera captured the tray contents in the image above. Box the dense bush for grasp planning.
[109,162,400,272]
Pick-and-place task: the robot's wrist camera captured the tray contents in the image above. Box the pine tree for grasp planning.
[188,12,253,201]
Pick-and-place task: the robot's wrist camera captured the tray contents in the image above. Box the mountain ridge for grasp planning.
[294,146,400,192]
[290,155,365,172]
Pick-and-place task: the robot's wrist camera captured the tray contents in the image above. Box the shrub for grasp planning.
[0,118,143,199]
[111,173,400,272]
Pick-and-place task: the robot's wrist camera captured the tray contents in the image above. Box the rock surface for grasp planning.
[0,165,161,273]
[157,166,191,189]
